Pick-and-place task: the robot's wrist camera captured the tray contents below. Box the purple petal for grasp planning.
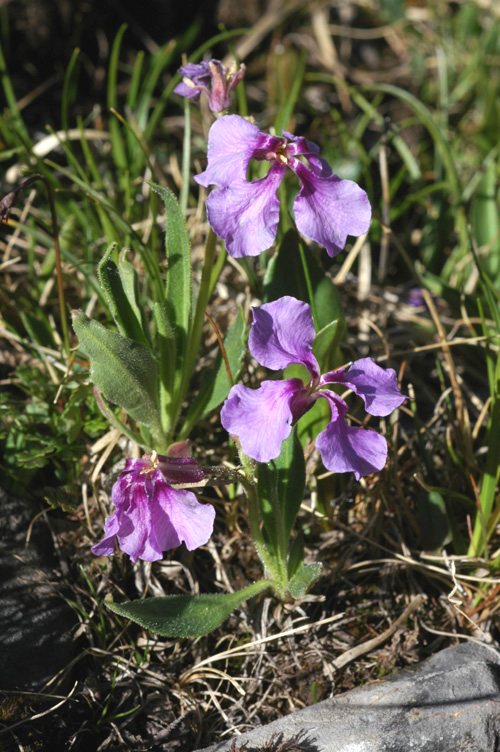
[117,456,150,477]
[178,61,212,80]
[157,455,205,485]
[92,464,214,563]
[205,60,233,112]
[159,486,215,551]
[91,513,120,557]
[175,61,245,113]
[195,114,281,189]
[249,296,320,377]
[205,162,285,257]
[290,160,372,258]
[315,393,388,480]
[283,132,332,177]
[321,358,406,416]
[173,81,203,100]
[107,464,140,517]
[226,62,246,94]
[221,379,310,462]
[116,475,164,562]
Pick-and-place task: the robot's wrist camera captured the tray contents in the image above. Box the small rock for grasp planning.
[196,641,500,752]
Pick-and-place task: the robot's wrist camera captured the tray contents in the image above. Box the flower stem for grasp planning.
[209,241,227,298]
[298,239,319,332]
[180,99,191,216]
[178,228,217,426]
[270,482,289,583]
[237,442,287,596]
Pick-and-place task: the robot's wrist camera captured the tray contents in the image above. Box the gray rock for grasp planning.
[197,642,500,752]
[0,488,77,690]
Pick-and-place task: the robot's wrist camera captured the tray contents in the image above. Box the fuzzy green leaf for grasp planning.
[72,311,160,431]
[105,580,271,637]
[118,248,152,345]
[416,489,453,551]
[150,182,191,346]
[472,161,500,281]
[287,563,322,599]
[313,318,346,375]
[258,428,306,549]
[97,243,150,345]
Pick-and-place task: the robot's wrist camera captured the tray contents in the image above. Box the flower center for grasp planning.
[140,450,159,475]
[276,144,288,164]
[264,140,289,165]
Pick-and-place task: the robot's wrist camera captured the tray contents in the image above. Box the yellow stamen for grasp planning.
[140,450,159,475]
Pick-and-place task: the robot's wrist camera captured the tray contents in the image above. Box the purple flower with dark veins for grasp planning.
[221,297,406,480]
[174,59,245,114]
[195,115,371,258]
[92,452,215,563]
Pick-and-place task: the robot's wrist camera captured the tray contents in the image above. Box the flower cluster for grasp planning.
[221,297,405,480]
[195,114,371,258]
[92,452,214,563]
[92,58,390,568]
[174,59,245,114]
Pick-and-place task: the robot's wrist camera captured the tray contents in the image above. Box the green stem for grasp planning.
[237,443,286,595]
[468,372,500,557]
[209,242,227,298]
[272,485,289,583]
[183,227,218,395]
[153,299,175,442]
[179,99,191,216]
[93,387,148,449]
[189,226,217,369]
[298,239,318,331]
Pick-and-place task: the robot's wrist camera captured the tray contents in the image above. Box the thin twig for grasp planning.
[332,595,423,670]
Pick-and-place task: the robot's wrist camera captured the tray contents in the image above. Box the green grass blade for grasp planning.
[0,37,30,146]
[273,47,306,135]
[107,24,128,182]
[363,82,461,201]
[61,47,80,135]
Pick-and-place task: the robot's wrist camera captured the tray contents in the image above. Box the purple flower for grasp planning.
[194,115,371,258]
[221,297,405,480]
[92,453,215,563]
[174,59,245,114]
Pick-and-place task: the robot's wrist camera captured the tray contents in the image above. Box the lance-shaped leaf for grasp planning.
[313,318,345,375]
[263,230,343,333]
[287,562,322,600]
[105,579,271,637]
[118,248,152,346]
[149,183,191,348]
[97,243,150,346]
[472,161,500,282]
[258,428,306,550]
[148,183,192,412]
[72,311,160,431]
